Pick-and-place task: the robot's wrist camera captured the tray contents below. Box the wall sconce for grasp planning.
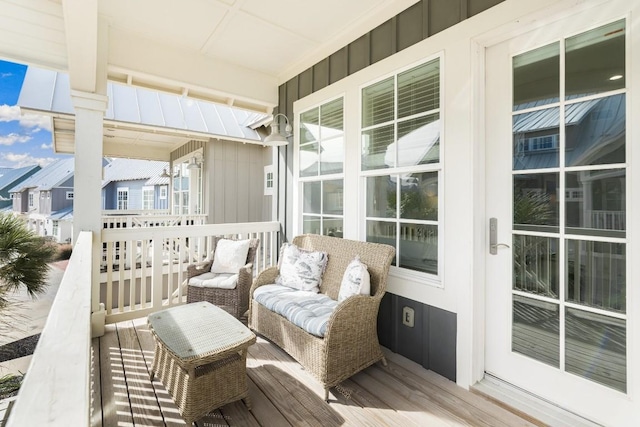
[160,168,171,178]
[186,152,204,170]
[264,113,292,146]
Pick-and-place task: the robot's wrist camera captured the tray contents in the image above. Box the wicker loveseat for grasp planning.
[248,234,395,400]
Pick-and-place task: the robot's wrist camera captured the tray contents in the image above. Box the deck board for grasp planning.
[92,320,541,427]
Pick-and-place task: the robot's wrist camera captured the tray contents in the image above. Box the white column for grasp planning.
[71,90,108,337]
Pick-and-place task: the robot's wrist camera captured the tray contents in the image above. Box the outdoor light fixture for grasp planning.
[186,152,204,170]
[160,168,171,178]
[264,113,292,146]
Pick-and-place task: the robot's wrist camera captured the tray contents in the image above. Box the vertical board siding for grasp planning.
[371,19,396,64]
[329,47,348,84]
[397,2,425,52]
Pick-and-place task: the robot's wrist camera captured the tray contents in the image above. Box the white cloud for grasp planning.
[0,133,31,146]
[41,143,53,150]
[1,152,57,168]
[0,104,52,132]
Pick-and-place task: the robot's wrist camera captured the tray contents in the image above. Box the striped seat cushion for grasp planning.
[253,284,338,338]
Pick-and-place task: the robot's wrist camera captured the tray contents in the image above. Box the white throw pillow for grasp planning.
[275,242,328,292]
[338,256,370,302]
[210,239,251,274]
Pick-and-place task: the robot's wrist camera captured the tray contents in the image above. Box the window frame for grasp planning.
[295,95,346,238]
[359,56,445,286]
[142,186,154,210]
[66,191,74,200]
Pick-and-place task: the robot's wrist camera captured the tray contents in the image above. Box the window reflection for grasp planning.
[512,295,560,368]
[513,42,559,109]
[565,94,625,167]
[513,173,559,232]
[513,108,559,170]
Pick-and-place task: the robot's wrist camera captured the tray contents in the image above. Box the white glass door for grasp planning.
[484,3,638,424]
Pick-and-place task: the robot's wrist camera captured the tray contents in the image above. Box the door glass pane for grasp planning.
[400,171,438,221]
[397,59,439,118]
[300,108,319,144]
[565,169,625,237]
[362,77,394,127]
[323,218,343,238]
[513,235,559,299]
[513,42,559,109]
[362,125,394,170]
[565,94,625,167]
[397,113,440,166]
[513,108,559,170]
[512,295,559,368]
[566,239,625,313]
[565,308,626,392]
[300,142,319,177]
[366,175,395,219]
[303,216,320,235]
[322,179,343,215]
[303,181,321,214]
[513,173,559,232]
[565,20,625,99]
[399,224,437,274]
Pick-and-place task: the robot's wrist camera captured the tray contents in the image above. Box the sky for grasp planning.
[0,59,68,169]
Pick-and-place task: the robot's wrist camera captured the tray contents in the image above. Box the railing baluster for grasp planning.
[106,242,113,315]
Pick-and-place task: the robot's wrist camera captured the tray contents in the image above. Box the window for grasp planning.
[117,188,129,210]
[299,98,344,237]
[172,154,203,215]
[52,220,59,237]
[9,194,14,200]
[159,186,167,200]
[264,166,274,196]
[28,193,34,208]
[66,191,74,200]
[361,58,442,277]
[142,186,154,210]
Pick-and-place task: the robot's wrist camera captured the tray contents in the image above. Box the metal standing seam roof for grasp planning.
[101,158,169,188]
[9,157,75,193]
[18,67,268,143]
[0,165,41,191]
[512,99,601,133]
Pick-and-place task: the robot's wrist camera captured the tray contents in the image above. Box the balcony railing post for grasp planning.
[152,232,164,311]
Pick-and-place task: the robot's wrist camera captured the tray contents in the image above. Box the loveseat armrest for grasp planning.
[186,260,213,279]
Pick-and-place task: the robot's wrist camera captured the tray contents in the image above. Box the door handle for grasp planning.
[490,217,510,255]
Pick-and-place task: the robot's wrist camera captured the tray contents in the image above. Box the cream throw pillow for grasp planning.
[210,239,251,274]
[338,256,370,302]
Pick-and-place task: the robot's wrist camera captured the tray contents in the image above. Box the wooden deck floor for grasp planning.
[91,319,541,427]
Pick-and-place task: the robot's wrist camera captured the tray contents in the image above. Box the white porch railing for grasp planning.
[590,210,625,230]
[100,221,280,324]
[7,231,93,427]
[101,212,207,229]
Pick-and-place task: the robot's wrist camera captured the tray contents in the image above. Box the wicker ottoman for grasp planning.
[148,302,256,424]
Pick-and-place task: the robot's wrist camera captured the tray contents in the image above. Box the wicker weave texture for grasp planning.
[186,237,259,318]
[249,234,395,398]
[148,302,256,424]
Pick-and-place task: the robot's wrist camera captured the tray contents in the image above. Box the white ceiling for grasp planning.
[0,0,418,113]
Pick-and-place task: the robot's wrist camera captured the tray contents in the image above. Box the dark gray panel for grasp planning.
[329,47,348,85]
[468,0,504,17]
[395,296,424,365]
[348,34,370,75]
[313,58,329,92]
[397,2,424,52]
[285,76,298,121]
[421,304,430,369]
[278,84,286,116]
[371,19,395,64]
[377,293,395,351]
[429,0,462,36]
[298,68,313,99]
[428,306,457,381]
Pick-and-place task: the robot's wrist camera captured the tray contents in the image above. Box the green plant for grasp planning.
[0,213,57,311]
[0,373,23,399]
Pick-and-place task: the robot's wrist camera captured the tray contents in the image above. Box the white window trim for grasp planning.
[66,191,74,200]
[159,185,167,200]
[117,187,129,210]
[142,186,154,210]
[264,165,275,196]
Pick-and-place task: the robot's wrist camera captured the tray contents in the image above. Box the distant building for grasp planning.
[9,158,75,243]
[0,165,41,210]
[101,158,169,211]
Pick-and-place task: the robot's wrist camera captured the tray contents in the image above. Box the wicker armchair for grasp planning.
[249,234,395,400]
[186,237,259,318]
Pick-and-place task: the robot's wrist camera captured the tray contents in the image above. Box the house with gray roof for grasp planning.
[0,165,41,210]
[101,158,170,211]
[10,157,75,242]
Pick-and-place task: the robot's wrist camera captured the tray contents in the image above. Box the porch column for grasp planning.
[71,90,108,337]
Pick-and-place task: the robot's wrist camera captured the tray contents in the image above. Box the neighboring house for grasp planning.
[0,165,40,210]
[101,158,170,211]
[10,157,75,243]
